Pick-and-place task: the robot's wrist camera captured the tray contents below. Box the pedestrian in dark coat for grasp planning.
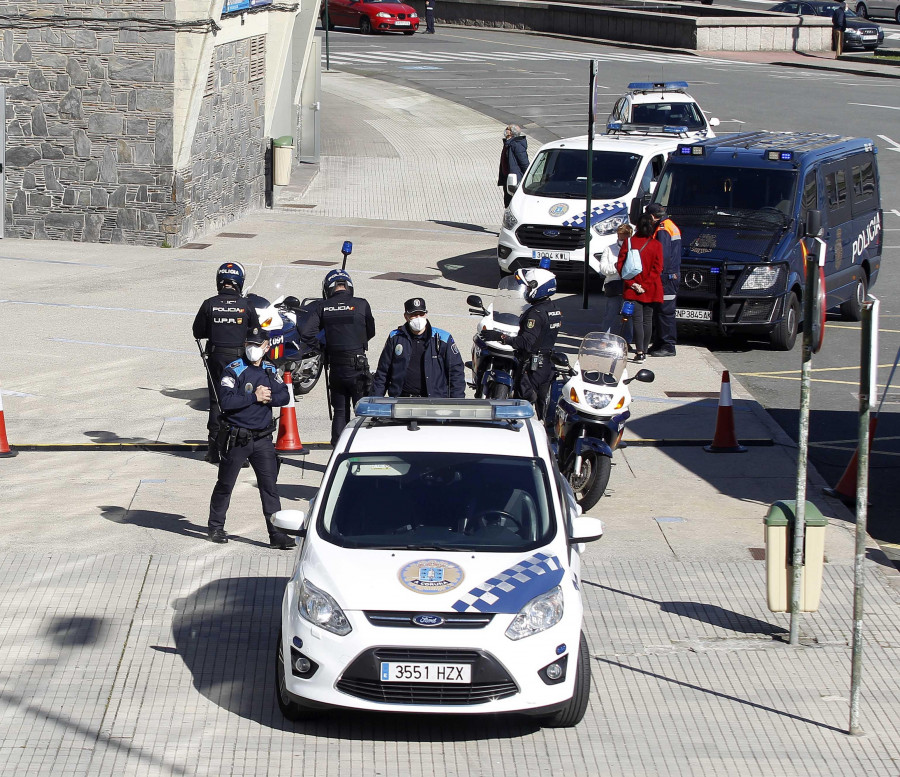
[498,125,529,208]
[832,0,848,57]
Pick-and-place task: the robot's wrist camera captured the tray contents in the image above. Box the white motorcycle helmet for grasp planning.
[515,268,557,304]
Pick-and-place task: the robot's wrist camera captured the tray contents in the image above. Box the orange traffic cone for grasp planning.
[704,370,747,453]
[0,388,18,458]
[823,416,877,505]
[275,371,305,454]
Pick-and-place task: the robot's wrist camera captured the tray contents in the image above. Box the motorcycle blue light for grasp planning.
[342,240,353,255]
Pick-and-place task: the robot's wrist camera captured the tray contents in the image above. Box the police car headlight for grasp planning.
[505,585,564,640]
[298,579,352,636]
[592,213,627,236]
[739,266,782,291]
[502,209,518,231]
[584,390,614,410]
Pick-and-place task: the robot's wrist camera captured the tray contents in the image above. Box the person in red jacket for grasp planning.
[617,213,663,363]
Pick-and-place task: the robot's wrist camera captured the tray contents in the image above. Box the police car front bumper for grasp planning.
[279,586,583,715]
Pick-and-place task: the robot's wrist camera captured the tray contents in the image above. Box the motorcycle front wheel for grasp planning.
[293,358,324,396]
[568,452,611,512]
[488,383,510,400]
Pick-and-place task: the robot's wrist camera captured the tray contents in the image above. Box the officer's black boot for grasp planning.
[204,437,220,465]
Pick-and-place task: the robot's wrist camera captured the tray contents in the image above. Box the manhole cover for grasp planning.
[748,548,766,561]
[292,259,338,267]
[665,391,720,398]
[371,272,440,282]
[181,243,211,249]
[282,204,317,209]
[218,232,256,238]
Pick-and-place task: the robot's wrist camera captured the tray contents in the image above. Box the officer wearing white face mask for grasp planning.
[372,297,465,398]
[207,329,294,549]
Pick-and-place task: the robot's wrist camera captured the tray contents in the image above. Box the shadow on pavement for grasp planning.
[436,249,499,290]
[585,581,787,636]
[156,387,209,411]
[46,615,109,647]
[98,506,270,549]
[170,577,540,739]
[596,657,846,734]
[85,430,159,444]
[429,220,498,235]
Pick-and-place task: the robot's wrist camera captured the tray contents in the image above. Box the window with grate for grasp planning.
[250,34,266,82]
[204,67,216,96]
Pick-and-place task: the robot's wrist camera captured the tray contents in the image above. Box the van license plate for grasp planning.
[380,662,471,683]
[532,250,570,262]
[675,308,712,321]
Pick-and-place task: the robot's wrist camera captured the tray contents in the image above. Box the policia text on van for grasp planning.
[649,132,882,350]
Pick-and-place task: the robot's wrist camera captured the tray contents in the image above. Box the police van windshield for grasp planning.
[523,149,641,199]
[631,102,705,130]
[654,164,797,224]
[318,453,557,551]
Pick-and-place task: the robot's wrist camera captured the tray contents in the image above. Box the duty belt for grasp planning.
[328,351,365,367]
[209,345,244,356]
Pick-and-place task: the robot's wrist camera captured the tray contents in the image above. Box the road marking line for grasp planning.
[2,300,192,316]
[48,338,193,354]
[811,442,900,458]
[854,104,900,111]
[877,134,900,152]
[736,363,898,376]
[826,324,900,333]
[734,374,891,387]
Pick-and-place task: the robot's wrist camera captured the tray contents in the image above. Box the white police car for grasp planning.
[606,81,719,141]
[272,398,604,727]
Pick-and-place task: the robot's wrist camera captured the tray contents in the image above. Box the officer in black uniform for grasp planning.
[207,329,294,548]
[300,269,376,445]
[481,268,561,420]
[192,261,262,463]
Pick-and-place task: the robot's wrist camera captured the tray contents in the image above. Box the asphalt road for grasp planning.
[317,25,900,561]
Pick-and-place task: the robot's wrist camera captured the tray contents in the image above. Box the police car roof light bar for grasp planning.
[663,125,689,135]
[627,81,689,92]
[355,397,534,422]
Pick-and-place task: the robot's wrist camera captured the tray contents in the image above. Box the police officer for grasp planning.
[192,262,262,463]
[207,330,294,549]
[300,269,376,445]
[646,202,682,358]
[481,268,561,420]
[372,297,466,399]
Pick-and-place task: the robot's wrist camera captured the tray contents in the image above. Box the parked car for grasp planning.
[606,81,719,142]
[768,1,884,49]
[852,0,900,23]
[320,0,419,35]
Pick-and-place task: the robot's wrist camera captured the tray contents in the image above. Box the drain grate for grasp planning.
[665,391,720,398]
[218,232,256,238]
[181,243,211,250]
[292,259,338,267]
[371,272,440,282]
[282,204,317,209]
[748,548,766,561]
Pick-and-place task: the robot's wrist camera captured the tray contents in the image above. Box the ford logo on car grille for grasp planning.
[543,229,560,237]
[412,614,445,627]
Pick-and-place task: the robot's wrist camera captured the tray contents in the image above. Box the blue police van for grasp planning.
[650,131,883,349]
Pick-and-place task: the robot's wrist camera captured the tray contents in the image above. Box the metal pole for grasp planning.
[324,0,331,71]
[582,60,595,311]
[789,247,816,644]
[849,295,877,735]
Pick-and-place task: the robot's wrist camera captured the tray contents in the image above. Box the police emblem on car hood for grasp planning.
[548,203,569,217]
[399,559,464,594]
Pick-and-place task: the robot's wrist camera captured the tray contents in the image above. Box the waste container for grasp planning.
[764,500,827,613]
[273,136,294,186]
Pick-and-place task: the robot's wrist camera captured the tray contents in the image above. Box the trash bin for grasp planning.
[764,500,828,613]
[273,135,294,186]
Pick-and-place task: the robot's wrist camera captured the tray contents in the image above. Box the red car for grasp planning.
[321,0,420,34]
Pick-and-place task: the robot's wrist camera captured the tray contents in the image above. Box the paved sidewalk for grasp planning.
[0,63,899,777]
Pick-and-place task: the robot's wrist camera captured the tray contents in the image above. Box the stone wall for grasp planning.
[2,1,177,245]
[175,37,267,245]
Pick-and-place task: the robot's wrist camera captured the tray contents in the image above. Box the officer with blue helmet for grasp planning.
[192,262,262,464]
[481,267,562,420]
[300,269,376,445]
[207,329,294,548]
[372,297,466,398]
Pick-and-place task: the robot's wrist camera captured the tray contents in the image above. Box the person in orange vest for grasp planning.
[646,203,681,357]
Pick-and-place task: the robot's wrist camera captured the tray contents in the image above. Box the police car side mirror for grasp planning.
[629,197,643,225]
[709,117,720,127]
[272,509,307,536]
[506,173,519,196]
[804,209,822,238]
[570,516,604,544]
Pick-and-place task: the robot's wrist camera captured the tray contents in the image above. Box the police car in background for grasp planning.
[498,133,680,282]
[272,398,604,727]
[606,82,720,142]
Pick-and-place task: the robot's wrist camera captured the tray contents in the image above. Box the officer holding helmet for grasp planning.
[207,329,294,549]
[192,262,262,463]
[300,269,376,445]
[481,267,561,420]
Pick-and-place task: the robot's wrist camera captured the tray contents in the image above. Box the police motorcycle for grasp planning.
[243,265,325,398]
[465,275,529,399]
[548,331,655,511]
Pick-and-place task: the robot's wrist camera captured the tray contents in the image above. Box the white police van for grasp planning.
[498,133,681,282]
[272,398,604,727]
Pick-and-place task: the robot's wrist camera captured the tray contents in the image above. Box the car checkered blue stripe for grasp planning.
[561,201,627,229]
[451,553,564,613]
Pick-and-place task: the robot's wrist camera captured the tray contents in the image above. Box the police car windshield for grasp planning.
[655,164,796,225]
[523,149,641,199]
[631,102,705,130]
[318,453,557,551]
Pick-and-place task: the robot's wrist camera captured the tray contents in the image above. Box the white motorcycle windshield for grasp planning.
[578,332,628,386]
[490,276,529,328]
